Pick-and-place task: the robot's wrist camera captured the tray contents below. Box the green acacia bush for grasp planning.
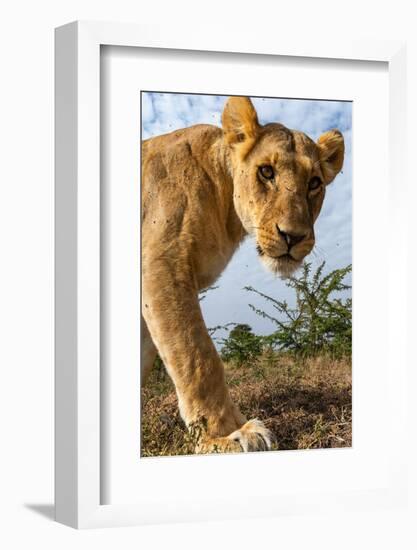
[245,262,352,358]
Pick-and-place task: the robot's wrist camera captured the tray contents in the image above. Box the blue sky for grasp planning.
[142,92,352,342]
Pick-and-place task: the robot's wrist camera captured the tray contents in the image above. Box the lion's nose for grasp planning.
[276,224,306,249]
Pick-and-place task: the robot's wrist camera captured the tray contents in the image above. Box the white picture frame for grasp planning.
[55,21,407,529]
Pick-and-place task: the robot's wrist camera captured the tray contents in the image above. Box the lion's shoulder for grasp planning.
[141,124,227,228]
[142,123,224,194]
[142,124,222,160]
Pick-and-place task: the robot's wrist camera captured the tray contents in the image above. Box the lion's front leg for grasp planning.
[142,269,272,454]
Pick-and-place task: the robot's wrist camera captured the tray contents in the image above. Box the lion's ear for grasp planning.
[222,97,259,156]
[317,129,345,184]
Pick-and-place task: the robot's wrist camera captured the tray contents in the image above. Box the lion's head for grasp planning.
[222,97,345,277]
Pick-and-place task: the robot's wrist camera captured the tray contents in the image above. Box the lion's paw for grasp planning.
[197,419,273,454]
[227,418,273,452]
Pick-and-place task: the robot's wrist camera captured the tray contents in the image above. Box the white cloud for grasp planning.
[142,92,352,340]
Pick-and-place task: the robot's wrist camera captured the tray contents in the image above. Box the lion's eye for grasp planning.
[308,176,322,191]
[258,165,275,181]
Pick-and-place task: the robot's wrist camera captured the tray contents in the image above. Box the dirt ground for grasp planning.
[141,353,352,457]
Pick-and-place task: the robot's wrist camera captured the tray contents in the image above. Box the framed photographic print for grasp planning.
[139,90,352,459]
[55,21,407,528]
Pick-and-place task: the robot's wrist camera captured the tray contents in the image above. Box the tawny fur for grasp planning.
[141,97,344,453]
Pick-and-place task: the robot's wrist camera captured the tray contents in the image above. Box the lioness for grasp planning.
[141,96,344,453]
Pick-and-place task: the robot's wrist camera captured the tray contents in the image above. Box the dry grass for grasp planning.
[141,353,352,457]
